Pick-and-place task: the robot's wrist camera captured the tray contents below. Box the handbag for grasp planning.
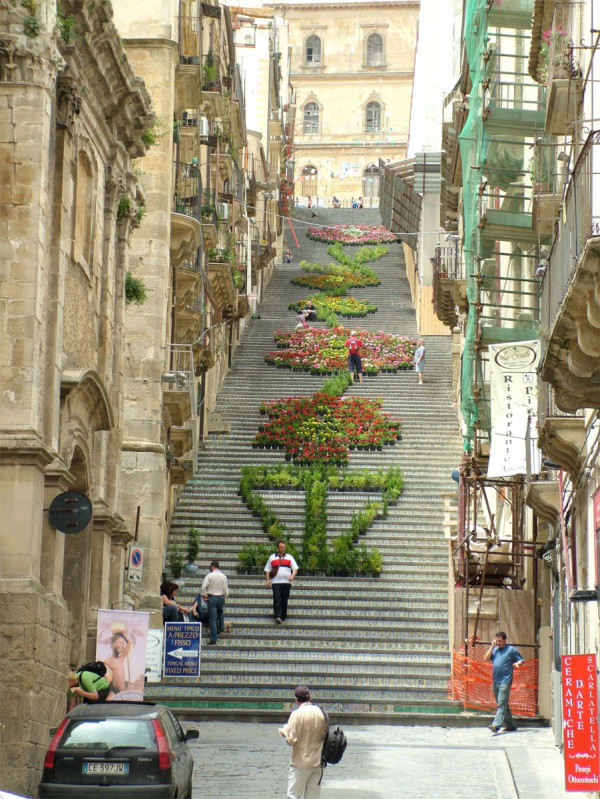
[269,564,279,579]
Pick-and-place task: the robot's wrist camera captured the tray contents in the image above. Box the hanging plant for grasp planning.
[125,271,148,305]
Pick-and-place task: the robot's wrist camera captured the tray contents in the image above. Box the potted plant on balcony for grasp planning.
[202,53,219,90]
[201,200,216,220]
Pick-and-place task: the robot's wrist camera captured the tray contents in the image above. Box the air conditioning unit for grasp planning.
[198,116,209,139]
[218,202,229,220]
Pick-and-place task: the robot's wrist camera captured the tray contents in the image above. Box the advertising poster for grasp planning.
[487,340,541,479]
[96,609,149,701]
[164,622,201,679]
[145,627,164,683]
[562,654,600,791]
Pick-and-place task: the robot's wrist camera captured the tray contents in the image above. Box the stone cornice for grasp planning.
[59,0,154,158]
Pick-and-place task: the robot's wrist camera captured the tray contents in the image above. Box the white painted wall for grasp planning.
[408,0,461,157]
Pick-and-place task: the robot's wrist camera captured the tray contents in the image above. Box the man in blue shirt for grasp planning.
[484,631,524,733]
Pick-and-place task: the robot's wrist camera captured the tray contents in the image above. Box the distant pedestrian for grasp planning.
[357,196,363,209]
[304,300,317,321]
[307,195,313,209]
[285,248,293,263]
[484,631,524,732]
[345,330,364,383]
[265,540,298,624]
[296,310,309,329]
[201,561,229,645]
[332,196,341,208]
[351,197,358,209]
[279,685,328,799]
[413,338,425,384]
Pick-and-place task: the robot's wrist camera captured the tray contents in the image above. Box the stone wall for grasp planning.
[0,582,70,795]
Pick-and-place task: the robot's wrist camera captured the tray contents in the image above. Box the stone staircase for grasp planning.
[147,207,464,720]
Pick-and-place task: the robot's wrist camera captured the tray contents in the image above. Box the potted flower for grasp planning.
[184,527,201,573]
[167,546,185,579]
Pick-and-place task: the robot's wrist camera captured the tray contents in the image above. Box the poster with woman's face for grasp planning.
[96,610,149,701]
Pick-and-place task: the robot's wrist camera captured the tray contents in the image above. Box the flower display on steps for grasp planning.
[237,464,404,576]
[291,264,380,291]
[253,393,401,464]
[306,224,399,245]
[291,243,386,293]
[266,327,417,375]
[288,295,377,318]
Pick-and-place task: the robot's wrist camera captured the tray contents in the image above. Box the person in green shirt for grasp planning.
[67,667,111,710]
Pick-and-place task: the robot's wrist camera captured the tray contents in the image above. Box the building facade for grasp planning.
[276,0,419,206]
[0,0,288,793]
[431,0,599,784]
[0,1,152,793]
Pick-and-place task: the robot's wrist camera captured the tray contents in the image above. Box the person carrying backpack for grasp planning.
[279,685,328,799]
[345,330,364,383]
[67,661,110,710]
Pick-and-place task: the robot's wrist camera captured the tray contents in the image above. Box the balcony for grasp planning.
[200,188,219,249]
[176,296,204,343]
[543,24,584,136]
[431,243,467,328]
[539,131,600,412]
[482,28,546,136]
[175,15,202,112]
[171,161,202,267]
[525,478,561,526]
[487,0,533,30]
[200,53,223,117]
[538,416,586,479]
[207,261,236,314]
[176,251,203,303]
[162,345,196,429]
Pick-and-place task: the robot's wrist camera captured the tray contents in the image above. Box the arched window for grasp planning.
[305,35,322,66]
[303,102,320,134]
[363,164,380,198]
[302,165,318,197]
[366,33,384,66]
[365,102,381,132]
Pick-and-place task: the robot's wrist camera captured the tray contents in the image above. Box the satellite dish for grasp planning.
[48,490,93,534]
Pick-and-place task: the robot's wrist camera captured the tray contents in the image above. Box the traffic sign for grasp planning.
[128,546,144,583]
[48,491,92,534]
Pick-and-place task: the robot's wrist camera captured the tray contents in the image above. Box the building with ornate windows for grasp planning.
[0,0,288,794]
[275,0,419,206]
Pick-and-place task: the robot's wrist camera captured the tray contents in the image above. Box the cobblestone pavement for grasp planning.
[185,720,569,799]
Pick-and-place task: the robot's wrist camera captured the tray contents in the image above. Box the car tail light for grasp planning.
[44,718,70,770]
[152,719,172,771]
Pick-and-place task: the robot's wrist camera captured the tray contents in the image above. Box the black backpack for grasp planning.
[319,708,347,766]
[77,661,107,680]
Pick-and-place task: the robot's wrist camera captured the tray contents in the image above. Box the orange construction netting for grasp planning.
[448,643,539,717]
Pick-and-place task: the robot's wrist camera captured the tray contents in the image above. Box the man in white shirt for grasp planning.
[279,685,328,799]
[264,540,299,624]
[201,560,229,645]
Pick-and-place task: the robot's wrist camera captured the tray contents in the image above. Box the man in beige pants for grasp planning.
[279,685,328,799]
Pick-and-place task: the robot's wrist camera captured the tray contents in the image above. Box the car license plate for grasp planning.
[83,761,129,775]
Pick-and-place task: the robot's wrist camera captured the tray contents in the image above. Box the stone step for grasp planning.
[156,207,464,715]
